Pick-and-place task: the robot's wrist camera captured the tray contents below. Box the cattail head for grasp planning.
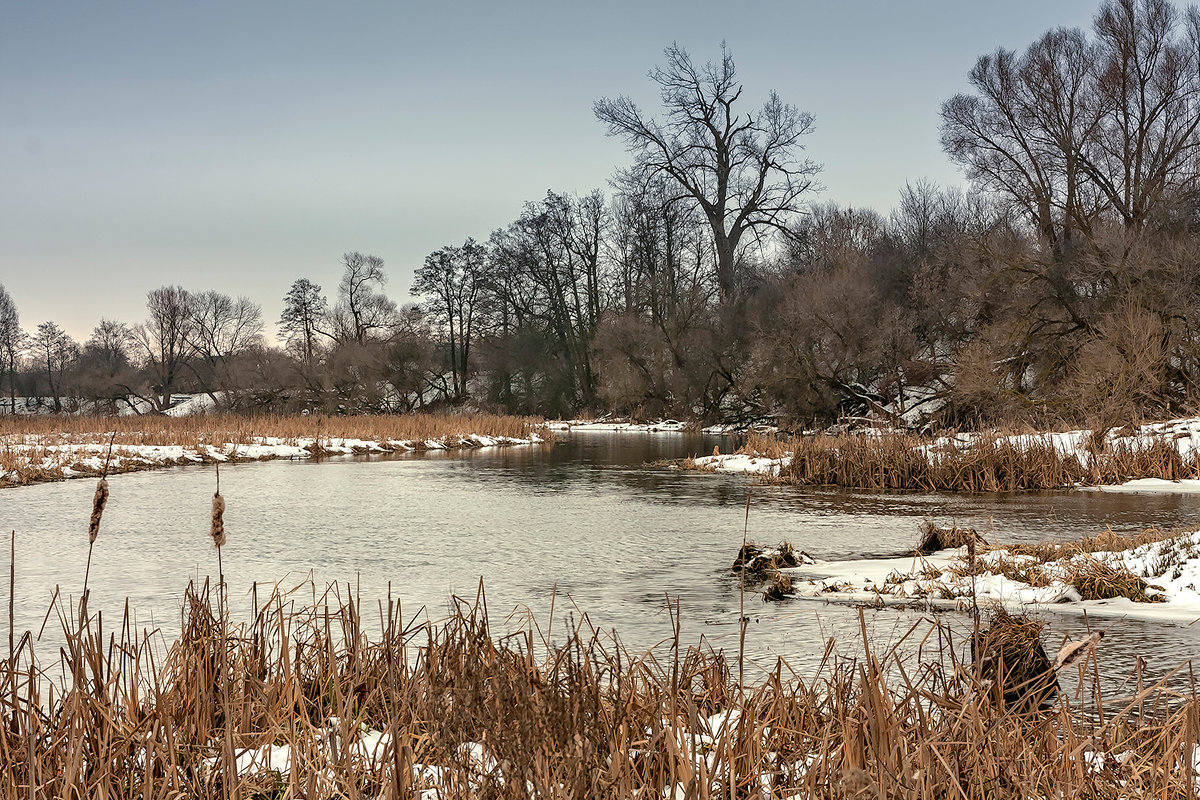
[88,478,109,544]
[211,492,226,548]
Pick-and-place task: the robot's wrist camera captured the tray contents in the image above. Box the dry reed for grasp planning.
[1,412,549,487]
[914,521,986,555]
[2,582,1198,798]
[746,429,1200,492]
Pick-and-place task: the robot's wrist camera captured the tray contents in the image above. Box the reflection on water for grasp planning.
[2,431,1198,682]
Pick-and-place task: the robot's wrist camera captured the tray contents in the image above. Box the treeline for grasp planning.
[6,0,1200,427]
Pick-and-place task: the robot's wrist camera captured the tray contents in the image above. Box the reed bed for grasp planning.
[761,430,1199,492]
[0,413,549,487]
[0,412,545,447]
[4,583,1199,798]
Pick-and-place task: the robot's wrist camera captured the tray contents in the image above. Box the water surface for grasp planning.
[3,431,1198,686]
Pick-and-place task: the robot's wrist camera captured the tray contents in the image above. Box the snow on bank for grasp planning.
[685,452,791,475]
[547,417,775,436]
[547,418,691,433]
[1083,477,1200,494]
[1,432,547,487]
[785,531,1200,624]
[680,416,1200,488]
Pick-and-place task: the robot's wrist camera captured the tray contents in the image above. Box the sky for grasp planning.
[1,0,1102,341]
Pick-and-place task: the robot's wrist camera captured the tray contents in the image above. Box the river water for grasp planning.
[3,431,1199,689]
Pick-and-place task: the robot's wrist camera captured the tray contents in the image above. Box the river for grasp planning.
[3,430,1198,689]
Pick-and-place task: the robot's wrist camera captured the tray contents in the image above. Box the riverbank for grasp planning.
[8,578,1199,798]
[0,413,549,487]
[771,526,1200,624]
[682,418,1200,492]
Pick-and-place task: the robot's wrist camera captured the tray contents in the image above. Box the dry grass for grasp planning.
[732,541,804,576]
[942,528,1180,603]
[753,429,1200,492]
[733,432,792,461]
[0,413,549,487]
[1000,527,1183,561]
[0,412,545,447]
[1066,558,1164,602]
[914,521,986,555]
[3,582,1199,798]
[970,611,1059,715]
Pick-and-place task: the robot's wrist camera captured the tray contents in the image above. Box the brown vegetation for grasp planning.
[0,412,545,447]
[768,430,1196,492]
[4,582,1198,798]
[0,413,549,487]
[914,521,986,555]
[942,528,1179,604]
[970,611,1059,715]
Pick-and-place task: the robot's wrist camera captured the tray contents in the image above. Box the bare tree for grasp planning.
[0,284,22,414]
[1087,0,1200,229]
[412,239,488,400]
[188,290,264,403]
[84,319,134,376]
[940,27,1101,259]
[331,252,396,344]
[30,321,79,413]
[595,43,821,302]
[131,286,197,411]
[78,319,136,413]
[942,0,1200,245]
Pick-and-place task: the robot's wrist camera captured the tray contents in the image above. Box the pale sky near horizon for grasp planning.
[2,1,1101,341]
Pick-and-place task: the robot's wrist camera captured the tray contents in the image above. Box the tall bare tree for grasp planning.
[331,252,395,344]
[188,290,264,403]
[0,284,22,414]
[1087,0,1200,229]
[595,44,820,302]
[30,321,78,413]
[131,286,196,411]
[942,0,1200,246]
[412,238,488,400]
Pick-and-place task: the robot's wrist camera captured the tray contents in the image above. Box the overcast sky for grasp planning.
[1,0,1101,340]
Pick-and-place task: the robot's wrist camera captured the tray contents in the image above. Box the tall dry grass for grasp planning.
[0,412,545,448]
[2,581,1198,798]
[765,430,1199,492]
[0,413,549,487]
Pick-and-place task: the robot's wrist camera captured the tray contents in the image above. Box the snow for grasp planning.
[675,415,1200,490]
[687,453,790,475]
[782,531,1200,624]
[1,432,547,486]
[547,418,692,433]
[1083,478,1200,494]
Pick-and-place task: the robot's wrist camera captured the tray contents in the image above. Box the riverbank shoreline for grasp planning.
[678,417,1200,494]
[758,528,1200,626]
[0,413,550,487]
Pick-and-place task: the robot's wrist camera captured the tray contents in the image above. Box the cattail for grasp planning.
[88,478,109,544]
[211,492,226,548]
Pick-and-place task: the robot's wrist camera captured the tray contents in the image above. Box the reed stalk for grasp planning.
[1,578,1195,798]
